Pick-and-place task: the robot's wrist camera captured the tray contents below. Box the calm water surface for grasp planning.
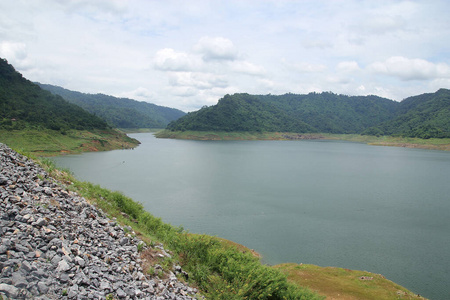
[52,133,450,299]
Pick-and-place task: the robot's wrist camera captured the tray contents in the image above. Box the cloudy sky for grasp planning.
[1,0,450,112]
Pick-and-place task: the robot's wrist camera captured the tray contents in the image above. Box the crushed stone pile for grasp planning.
[0,143,199,300]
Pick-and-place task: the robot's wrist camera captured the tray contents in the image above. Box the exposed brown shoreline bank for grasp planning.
[155,130,450,151]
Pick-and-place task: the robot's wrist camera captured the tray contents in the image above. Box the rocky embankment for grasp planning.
[0,143,199,299]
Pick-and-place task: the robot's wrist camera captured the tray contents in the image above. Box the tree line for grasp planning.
[167,90,450,138]
[0,58,109,132]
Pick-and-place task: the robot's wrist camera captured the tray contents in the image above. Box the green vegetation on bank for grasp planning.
[0,129,140,156]
[37,158,322,300]
[0,58,140,155]
[166,90,450,139]
[274,264,426,300]
[37,83,186,129]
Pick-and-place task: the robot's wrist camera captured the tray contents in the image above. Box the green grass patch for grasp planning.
[0,128,140,156]
[274,263,427,300]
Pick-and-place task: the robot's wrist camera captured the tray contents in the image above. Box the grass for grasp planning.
[274,263,427,300]
[155,130,450,151]
[0,128,140,156]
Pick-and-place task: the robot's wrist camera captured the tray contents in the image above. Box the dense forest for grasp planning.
[37,84,186,129]
[0,58,109,131]
[167,90,450,138]
[167,93,316,133]
[362,89,450,138]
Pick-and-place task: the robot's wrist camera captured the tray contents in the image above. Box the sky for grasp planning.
[1,0,450,112]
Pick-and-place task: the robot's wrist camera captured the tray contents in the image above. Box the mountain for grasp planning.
[257,92,398,133]
[0,58,108,131]
[363,89,450,138]
[167,92,398,134]
[167,93,316,133]
[37,84,186,129]
[167,90,450,138]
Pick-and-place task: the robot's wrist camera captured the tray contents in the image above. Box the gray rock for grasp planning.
[99,280,111,291]
[59,272,70,283]
[57,259,71,272]
[11,271,28,288]
[0,283,19,298]
[119,237,129,245]
[68,284,78,298]
[74,256,85,267]
[37,281,49,294]
[116,288,127,298]
[0,175,8,185]
[35,217,47,226]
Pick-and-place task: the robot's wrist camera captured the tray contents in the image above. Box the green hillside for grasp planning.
[167,93,316,132]
[363,89,450,138]
[38,83,186,129]
[0,58,109,131]
[167,90,450,139]
[258,92,398,133]
[0,58,139,155]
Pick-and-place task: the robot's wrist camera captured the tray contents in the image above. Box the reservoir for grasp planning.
[52,133,450,299]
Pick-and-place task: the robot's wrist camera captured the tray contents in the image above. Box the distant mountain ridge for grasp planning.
[37,83,186,129]
[167,90,450,138]
[0,58,108,131]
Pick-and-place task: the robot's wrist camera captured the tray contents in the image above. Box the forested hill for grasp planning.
[362,89,450,138]
[167,90,450,138]
[166,93,397,134]
[0,58,108,131]
[167,93,317,133]
[37,83,186,129]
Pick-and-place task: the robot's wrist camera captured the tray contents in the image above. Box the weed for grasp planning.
[137,241,145,252]
[39,158,56,173]
[147,266,155,275]
[106,294,114,300]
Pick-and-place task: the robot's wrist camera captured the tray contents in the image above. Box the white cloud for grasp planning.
[362,15,407,35]
[0,42,33,70]
[284,60,327,73]
[168,72,228,90]
[301,39,333,49]
[119,87,155,102]
[154,48,200,72]
[368,56,450,81]
[194,36,239,61]
[230,61,266,76]
[170,86,198,97]
[336,61,360,73]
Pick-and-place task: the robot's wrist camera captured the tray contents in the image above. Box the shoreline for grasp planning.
[155,130,450,151]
